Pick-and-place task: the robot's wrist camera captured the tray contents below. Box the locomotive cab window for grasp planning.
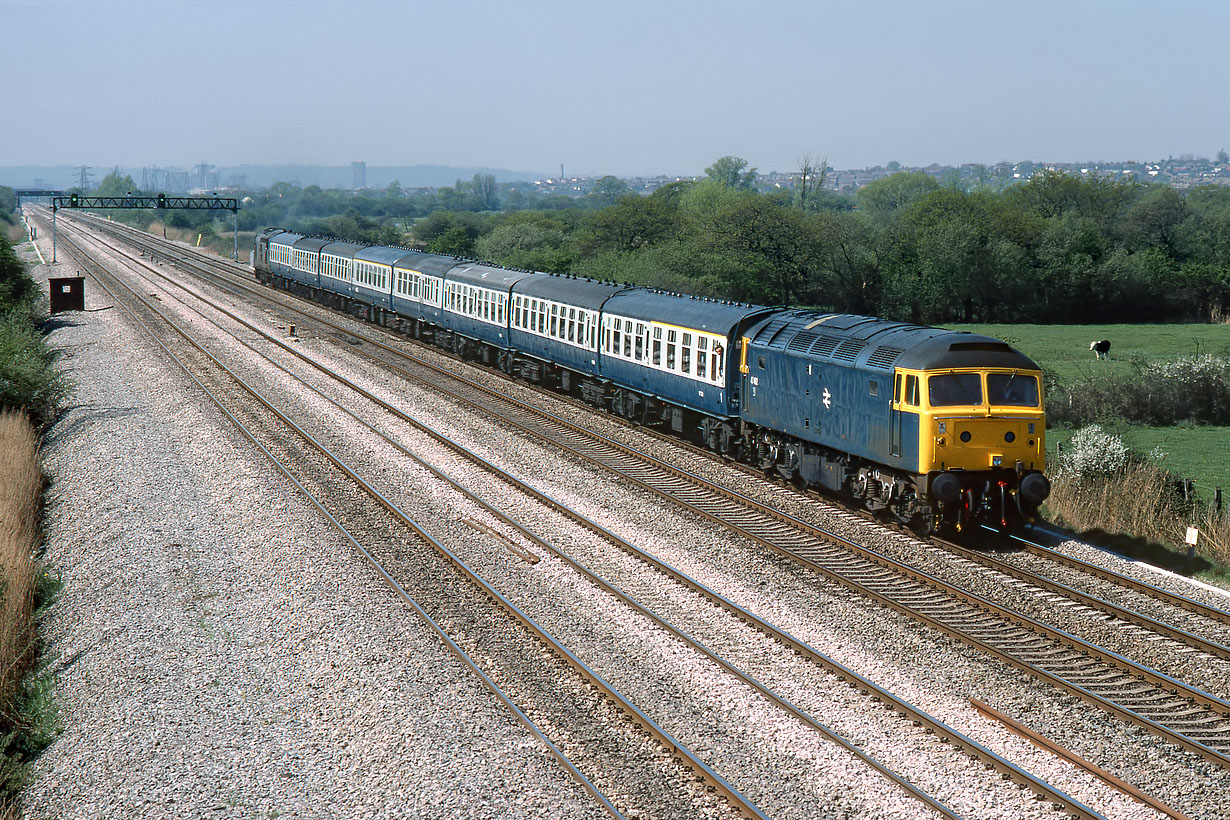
[988,373,1039,407]
[928,373,983,406]
[905,375,920,406]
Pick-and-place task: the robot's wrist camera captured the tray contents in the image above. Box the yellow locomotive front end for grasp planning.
[896,366,1050,529]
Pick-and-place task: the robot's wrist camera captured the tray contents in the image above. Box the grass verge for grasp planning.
[1044,459,1230,583]
[0,411,60,814]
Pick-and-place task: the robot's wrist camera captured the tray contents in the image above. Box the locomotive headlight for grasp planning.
[992,455,1003,466]
[937,422,947,433]
[1004,431,1015,443]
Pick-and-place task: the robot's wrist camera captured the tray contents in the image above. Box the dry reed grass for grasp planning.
[1047,459,1230,570]
[0,410,39,710]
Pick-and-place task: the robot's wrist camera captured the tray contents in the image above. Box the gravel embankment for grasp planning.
[19,226,609,819]
[21,218,1228,819]
[266,314,1229,819]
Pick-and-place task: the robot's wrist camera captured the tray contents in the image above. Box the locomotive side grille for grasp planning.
[809,335,842,357]
[786,330,819,351]
[866,346,905,369]
[832,338,868,362]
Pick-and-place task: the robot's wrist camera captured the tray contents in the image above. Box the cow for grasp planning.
[1090,340,1111,360]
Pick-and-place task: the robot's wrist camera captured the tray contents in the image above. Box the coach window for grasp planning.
[652,327,662,365]
[681,333,692,375]
[667,330,678,370]
[697,337,708,378]
[633,322,644,360]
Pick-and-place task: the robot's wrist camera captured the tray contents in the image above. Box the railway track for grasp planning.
[43,210,1134,818]
[59,212,1230,771]
[47,214,770,820]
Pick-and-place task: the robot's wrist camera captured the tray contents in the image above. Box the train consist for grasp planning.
[255,227,1050,531]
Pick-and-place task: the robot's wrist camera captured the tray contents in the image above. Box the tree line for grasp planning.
[47,159,1230,324]
[406,165,1230,324]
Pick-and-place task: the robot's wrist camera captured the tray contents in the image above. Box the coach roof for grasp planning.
[513,274,628,310]
[292,237,331,253]
[604,289,774,334]
[321,240,368,259]
[354,245,415,266]
[391,250,464,277]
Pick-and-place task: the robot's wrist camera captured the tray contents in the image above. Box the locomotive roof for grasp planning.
[744,311,1039,372]
[604,289,776,334]
[513,274,628,309]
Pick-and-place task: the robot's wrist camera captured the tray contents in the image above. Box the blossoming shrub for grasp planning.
[1047,353,1230,427]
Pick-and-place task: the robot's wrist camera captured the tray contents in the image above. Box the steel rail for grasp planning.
[48,225,680,820]
[1005,530,1230,626]
[53,212,982,820]
[929,535,1230,660]
[59,212,1230,638]
[59,211,1230,769]
[969,699,1193,820]
[55,210,1116,819]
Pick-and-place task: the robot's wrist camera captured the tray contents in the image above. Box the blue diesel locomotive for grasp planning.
[254,227,1050,531]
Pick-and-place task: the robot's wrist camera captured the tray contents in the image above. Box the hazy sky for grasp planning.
[4,0,1227,177]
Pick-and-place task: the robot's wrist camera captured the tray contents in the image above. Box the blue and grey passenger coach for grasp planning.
[253,226,1050,532]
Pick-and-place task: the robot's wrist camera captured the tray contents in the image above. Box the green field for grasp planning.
[949,323,1230,502]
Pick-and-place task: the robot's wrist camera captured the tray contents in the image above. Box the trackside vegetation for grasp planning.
[0,201,65,813]
[0,411,59,813]
[91,164,1230,326]
[91,165,1230,570]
